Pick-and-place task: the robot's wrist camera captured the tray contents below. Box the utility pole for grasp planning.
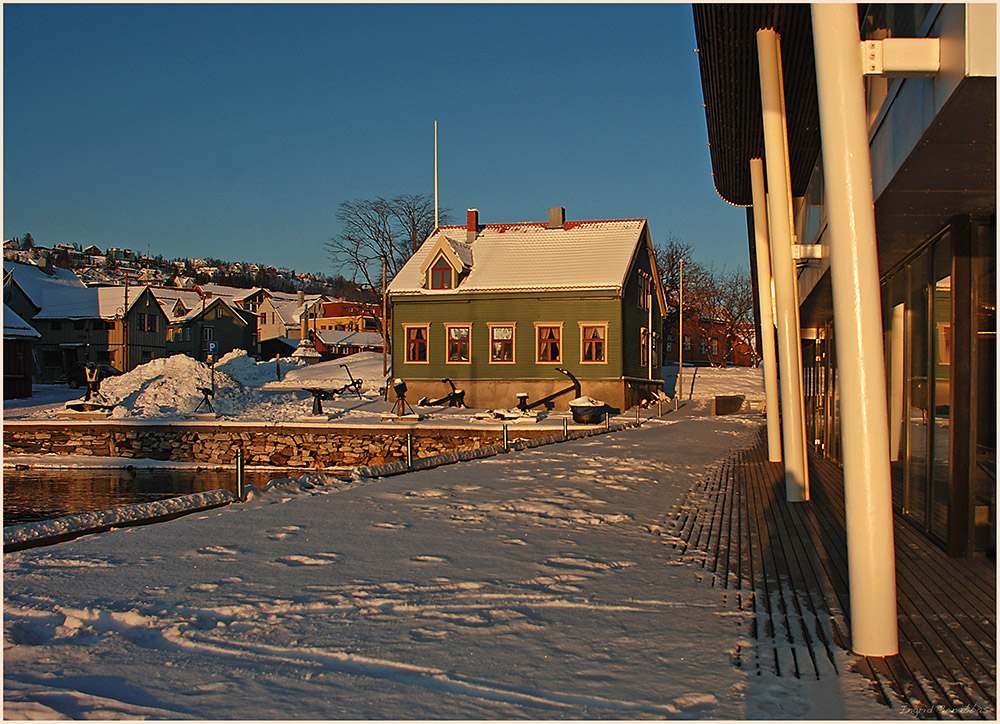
[123,274,129,372]
[382,260,388,377]
[676,258,683,410]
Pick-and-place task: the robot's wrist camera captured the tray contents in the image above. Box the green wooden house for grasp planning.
[387,208,665,411]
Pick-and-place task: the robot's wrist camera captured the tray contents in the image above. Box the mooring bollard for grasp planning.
[235,448,245,500]
[406,433,414,468]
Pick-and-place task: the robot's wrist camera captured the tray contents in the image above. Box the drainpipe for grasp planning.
[749,158,782,463]
[811,3,897,657]
[756,28,810,501]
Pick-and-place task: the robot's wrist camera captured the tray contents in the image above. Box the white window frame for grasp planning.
[534,322,564,364]
[578,321,609,364]
[488,323,516,364]
[444,323,472,364]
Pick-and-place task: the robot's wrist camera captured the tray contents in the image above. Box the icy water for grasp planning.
[3,467,278,526]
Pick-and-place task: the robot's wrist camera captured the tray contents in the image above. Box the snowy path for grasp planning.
[3,414,892,719]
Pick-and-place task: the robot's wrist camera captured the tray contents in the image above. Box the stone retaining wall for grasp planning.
[2,422,560,469]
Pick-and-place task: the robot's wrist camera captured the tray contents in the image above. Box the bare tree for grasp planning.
[326,193,449,290]
[392,193,441,253]
[713,268,756,365]
[655,234,756,366]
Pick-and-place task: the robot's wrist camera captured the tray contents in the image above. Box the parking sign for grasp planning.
[207,341,219,354]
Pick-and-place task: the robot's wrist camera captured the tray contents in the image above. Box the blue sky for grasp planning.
[4,3,749,277]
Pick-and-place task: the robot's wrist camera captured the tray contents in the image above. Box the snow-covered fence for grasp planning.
[4,489,236,552]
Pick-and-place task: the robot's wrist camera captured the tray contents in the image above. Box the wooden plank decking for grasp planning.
[667,429,996,719]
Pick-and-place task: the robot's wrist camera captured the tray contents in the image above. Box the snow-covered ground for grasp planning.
[4,352,765,425]
[3,414,895,720]
[663,363,766,403]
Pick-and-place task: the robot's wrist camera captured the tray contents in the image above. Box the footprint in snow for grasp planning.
[410,627,449,642]
[373,521,410,530]
[404,489,447,498]
[272,553,339,567]
[266,525,303,541]
[672,693,718,713]
[186,545,243,561]
[187,582,219,592]
[543,556,634,571]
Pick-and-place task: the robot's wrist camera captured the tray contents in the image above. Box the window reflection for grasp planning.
[905,251,931,527]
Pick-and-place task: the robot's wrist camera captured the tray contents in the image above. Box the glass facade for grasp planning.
[971,221,996,556]
[804,218,996,558]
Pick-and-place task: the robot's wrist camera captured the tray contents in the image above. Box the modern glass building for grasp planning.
[693,4,995,560]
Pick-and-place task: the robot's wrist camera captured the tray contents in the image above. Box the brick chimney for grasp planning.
[467,209,479,242]
[547,206,566,229]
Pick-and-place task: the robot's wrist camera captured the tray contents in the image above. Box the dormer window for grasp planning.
[430,257,453,289]
[419,235,472,290]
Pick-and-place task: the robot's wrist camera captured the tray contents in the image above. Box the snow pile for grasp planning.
[99,354,246,418]
[264,351,388,393]
[569,396,605,407]
[216,349,306,387]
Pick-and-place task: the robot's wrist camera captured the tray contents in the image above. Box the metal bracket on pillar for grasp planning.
[792,244,828,260]
[861,38,940,77]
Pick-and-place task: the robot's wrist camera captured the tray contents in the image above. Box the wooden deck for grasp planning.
[668,430,996,719]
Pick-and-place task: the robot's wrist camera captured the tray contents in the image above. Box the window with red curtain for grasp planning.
[537,325,561,362]
[406,326,428,362]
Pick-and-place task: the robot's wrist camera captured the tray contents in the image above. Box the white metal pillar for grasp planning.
[811,2,898,657]
[756,28,810,500]
[749,158,782,462]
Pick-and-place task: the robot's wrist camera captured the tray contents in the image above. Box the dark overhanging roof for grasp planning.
[692,4,822,206]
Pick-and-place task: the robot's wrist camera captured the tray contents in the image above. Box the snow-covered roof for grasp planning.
[148,287,248,323]
[3,262,147,320]
[271,295,326,325]
[3,304,41,339]
[197,284,265,302]
[419,235,474,277]
[271,300,304,325]
[388,218,649,295]
[3,261,87,313]
[314,329,383,349]
[149,288,205,320]
[14,277,154,321]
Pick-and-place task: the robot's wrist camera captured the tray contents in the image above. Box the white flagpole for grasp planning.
[434,121,439,230]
